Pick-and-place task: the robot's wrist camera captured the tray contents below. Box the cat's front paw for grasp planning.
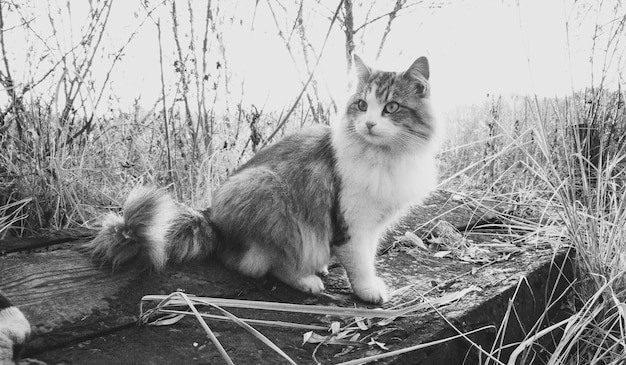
[352,277,388,304]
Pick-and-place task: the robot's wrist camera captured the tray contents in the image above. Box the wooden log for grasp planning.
[0,227,95,255]
[1,244,259,353]
[0,192,575,364]
[2,244,574,364]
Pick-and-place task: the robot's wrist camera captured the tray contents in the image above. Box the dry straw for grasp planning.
[140,286,481,364]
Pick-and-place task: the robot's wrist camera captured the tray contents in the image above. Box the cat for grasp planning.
[0,291,31,364]
[89,54,439,304]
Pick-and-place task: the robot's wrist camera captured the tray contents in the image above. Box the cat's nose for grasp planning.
[365,121,376,130]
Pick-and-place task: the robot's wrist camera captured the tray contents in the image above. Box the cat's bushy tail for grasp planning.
[89,186,216,271]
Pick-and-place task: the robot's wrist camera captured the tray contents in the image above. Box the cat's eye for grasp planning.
[384,101,399,114]
[356,100,368,111]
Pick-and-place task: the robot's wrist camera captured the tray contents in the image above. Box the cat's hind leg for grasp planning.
[271,266,325,294]
[212,165,333,295]
[231,244,273,279]
[272,223,332,294]
[231,244,326,294]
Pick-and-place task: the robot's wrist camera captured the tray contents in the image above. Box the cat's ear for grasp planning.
[404,56,430,81]
[353,54,371,84]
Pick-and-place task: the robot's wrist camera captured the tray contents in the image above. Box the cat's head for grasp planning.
[341,55,437,152]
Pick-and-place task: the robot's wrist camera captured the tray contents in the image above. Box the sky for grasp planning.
[1,0,623,116]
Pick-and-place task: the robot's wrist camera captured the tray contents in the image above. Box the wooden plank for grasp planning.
[0,227,96,255]
[1,245,260,352]
[0,192,575,364]
[28,248,573,364]
[3,244,574,364]
[2,247,136,336]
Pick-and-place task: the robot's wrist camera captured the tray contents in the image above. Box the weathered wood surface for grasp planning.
[0,227,94,254]
[0,191,574,364]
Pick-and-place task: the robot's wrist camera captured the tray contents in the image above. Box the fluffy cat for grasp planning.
[89,55,439,304]
[0,291,30,364]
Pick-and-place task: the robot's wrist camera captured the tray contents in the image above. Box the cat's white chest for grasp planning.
[337,149,437,229]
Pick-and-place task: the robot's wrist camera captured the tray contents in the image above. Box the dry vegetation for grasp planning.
[1,0,625,364]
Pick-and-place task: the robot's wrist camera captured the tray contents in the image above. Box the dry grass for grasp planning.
[0,102,317,235]
[1,2,624,363]
[436,87,626,364]
[2,87,625,364]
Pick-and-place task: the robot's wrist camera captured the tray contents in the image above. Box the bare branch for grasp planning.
[171,0,195,156]
[265,0,344,144]
[67,4,160,147]
[342,0,355,69]
[375,0,407,60]
[266,0,321,124]
[157,18,173,184]
[0,1,25,138]
[354,0,422,34]
[200,0,213,154]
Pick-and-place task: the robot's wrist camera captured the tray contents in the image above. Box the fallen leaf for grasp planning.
[434,250,451,258]
[429,286,482,307]
[303,331,327,345]
[355,317,369,331]
[368,339,389,351]
[302,331,314,346]
[349,333,361,342]
[403,231,428,249]
[336,329,357,339]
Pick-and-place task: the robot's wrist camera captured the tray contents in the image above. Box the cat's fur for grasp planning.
[89,55,438,304]
[0,292,30,364]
